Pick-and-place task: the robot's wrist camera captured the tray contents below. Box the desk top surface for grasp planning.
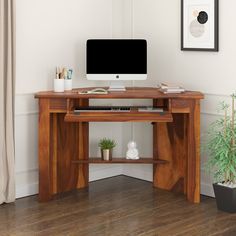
[35,87,204,99]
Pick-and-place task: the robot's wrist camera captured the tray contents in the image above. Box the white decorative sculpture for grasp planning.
[126,141,139,160]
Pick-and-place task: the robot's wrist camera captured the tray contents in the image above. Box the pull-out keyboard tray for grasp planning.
[65,106,173,123]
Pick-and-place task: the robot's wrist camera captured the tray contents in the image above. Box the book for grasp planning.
[159,82,182,90]
[159,88,185,94]
[158,82,185,94]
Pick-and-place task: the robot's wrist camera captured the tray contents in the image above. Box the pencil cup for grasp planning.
[54,79,64,92]
[64,79,72,91]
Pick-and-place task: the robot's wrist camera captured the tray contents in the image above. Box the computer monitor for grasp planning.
[86,39,147,91]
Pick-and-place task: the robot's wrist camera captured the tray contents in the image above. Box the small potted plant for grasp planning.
[98,138,116,161]
[205,93,236,213]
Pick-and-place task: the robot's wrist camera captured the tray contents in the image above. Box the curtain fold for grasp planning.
[0,0,15,204]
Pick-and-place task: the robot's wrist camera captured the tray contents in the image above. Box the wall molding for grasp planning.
[15,93,35,96]
[204,92,231,98]
[15,111,222,118]
[16,168,38,175]
[15,91,227,118]
[15,111,38,117]
[201,111,223,117]
[15,92,231,97]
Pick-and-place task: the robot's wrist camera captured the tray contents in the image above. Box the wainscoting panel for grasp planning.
[15,93,226,198]
[15,94,125,198]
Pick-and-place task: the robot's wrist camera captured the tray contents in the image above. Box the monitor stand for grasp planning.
[108,81,126,92]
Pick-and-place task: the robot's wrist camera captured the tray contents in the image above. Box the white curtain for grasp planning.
[0,0,15,204]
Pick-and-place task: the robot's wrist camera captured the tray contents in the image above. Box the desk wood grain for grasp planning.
[35,87,204,203]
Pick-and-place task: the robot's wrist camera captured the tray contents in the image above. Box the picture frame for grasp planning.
[181,0,219,51]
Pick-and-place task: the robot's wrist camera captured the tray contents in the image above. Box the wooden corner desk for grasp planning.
[35,87,204,203]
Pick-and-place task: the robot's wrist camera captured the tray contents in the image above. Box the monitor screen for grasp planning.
[86,39,147,81]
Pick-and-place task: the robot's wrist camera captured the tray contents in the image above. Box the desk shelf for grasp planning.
[72,158,168,164]
[65,111,173,123]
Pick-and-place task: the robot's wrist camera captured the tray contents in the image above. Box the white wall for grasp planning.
[15,0,131,198]
[16,0,236,198]
[123,0,236,197]
[131,0,236,94]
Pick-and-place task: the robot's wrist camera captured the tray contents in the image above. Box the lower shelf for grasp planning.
[72,158,168,164]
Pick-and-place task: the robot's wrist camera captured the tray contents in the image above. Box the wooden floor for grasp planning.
[1,176,236,236]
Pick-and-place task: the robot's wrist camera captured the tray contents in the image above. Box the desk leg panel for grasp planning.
[186,100,200,203]
[56,114,82,193]
[40,112,89,198]
[153,100,201,203]
[77,122,89,189]
[153,114,187,194]
[38,99,52,202]
[76,99,89,189]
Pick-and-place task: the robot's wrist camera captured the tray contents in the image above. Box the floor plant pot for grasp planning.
[213,183,236,213]
[101,149,112,161]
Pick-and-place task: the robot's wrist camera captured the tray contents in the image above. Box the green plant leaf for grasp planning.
[203,97,236,183]
[98,138,116,150]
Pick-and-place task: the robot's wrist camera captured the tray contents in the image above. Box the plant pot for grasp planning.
[213,183,236,213]
[101,149,112,161]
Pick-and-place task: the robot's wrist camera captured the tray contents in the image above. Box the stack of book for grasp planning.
[159,83,185,94]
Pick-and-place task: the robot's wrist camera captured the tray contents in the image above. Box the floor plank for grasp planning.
[0,176,235,236]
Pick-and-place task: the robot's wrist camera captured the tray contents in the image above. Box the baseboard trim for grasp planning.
[201,182,215,197]
[123,173,152,183]
[16,182,38,199]
[89,166,122,182]
[16,166,122,199]
[15,176,215,199]
[122,174,152,183]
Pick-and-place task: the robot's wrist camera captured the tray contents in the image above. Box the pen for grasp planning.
[56,67,59,79]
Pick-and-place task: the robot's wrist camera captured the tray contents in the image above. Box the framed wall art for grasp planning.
[181,0,219,51]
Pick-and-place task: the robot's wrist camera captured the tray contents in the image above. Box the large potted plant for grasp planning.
[98,138,116,161]
[205,93,236,213]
